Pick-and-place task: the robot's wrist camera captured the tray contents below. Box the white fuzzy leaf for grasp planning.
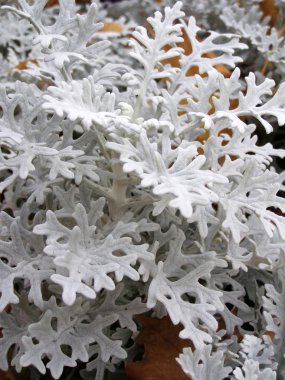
[147,261,223,349]
[177,345,231,380]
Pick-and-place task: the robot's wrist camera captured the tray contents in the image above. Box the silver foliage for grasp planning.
[0,0,285,379]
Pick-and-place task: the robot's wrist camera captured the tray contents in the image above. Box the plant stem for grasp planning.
[261,58,269,76]
[108,163,128,219]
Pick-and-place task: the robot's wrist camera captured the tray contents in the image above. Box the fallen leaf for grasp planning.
[15,59,37,71]
[260,0,279,27]
[126,315,192,380]
[99,22,123,33]
[0,370,15,380]
[47,0,89,5]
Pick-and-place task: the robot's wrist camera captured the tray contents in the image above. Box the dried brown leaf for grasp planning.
[126,315,192,380]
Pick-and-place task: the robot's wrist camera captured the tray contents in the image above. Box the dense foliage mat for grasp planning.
[1,0,285,379]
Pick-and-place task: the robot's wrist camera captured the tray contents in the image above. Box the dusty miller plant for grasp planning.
[0,0,285,379]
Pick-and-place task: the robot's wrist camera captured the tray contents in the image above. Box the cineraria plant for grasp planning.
[0,0,285,379]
